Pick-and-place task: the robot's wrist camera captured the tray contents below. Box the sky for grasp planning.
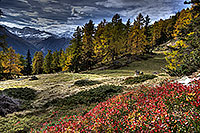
[0,0,190,35]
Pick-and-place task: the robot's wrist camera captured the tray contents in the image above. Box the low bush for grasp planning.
[37,79,200,132]
[0,87,37,110]
[74,79,101,87]
[0,87,37,101]
[0,95,21,117]
[44,85,123,108]
[125,74,157,84]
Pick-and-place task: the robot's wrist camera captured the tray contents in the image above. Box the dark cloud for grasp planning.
[0,0,190,34]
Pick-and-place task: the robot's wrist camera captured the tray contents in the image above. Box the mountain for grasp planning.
[0,25,38,56]
[36,36,71,54]
[58,30,74,38]
[2,26,72,55]
[6,26,53,45]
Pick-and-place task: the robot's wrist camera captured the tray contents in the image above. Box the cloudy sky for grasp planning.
[0,0,190,34]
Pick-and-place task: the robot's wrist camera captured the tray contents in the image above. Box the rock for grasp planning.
[135,70,140,75]
[29,76,38,81]
[153,72,159,75]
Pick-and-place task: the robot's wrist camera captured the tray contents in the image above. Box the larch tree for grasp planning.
[69,26,83,72]
[43,50,53,74]
[128,13,147,55]
[0,47,23,76]
[82,20,95,70]
[51,50,61,73]
[94,19,107,63]
[110,14,125,60]
[32,51,44,74]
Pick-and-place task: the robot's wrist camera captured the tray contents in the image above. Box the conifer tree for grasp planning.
[109,14,125,61]
[82,20,95,70]
[123,18,131,54]
[0,47,23,76]
[59,49,67,71]
[32,51,44,74]
[94,19,107,62]
[51,50,61,73]
[24,49,32,75]
[69,26,83,72]
[165,1,200,76]
[43,50,53,74]
[128,13,147,55]
[143,15,152,53]
[19,55,26,75]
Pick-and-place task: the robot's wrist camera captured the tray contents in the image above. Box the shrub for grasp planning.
[74,79,102,87]
[37,79,200,132]
[0,87,37,101]
[44,85,123,108]
[125,74,157,84]
[0,87,37,110]
[0,95,21,117]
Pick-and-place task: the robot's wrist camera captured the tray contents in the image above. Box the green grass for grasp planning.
[74,79,102,87]
[124,74,158,84]
[85,54,167,77]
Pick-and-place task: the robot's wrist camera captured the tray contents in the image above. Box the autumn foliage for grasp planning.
[34,79,200,132]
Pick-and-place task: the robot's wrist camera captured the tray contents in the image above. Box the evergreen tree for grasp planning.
[43,50,53,74]
[123,18,131,54]
[51,50,61,73]
[82,20,95,70]
[0,47,23,76]
[144,15,152,53]
[19,55,26,75]
[59,49,67,71]
[32,51,44,74]
[128,13,147,55]
[165,2,200,76]
[24,49,32,75]
[109,14,125,61]
[69,26,83,72]
[94,19,107,63]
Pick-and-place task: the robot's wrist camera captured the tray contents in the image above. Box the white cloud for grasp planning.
[17,0,29,4]
[43,7,67,13]
[22,11,38,17]
[96,0,148,8]
[0,21,25,29]
[71,6,98,16]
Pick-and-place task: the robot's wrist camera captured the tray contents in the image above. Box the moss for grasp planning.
[74,79,102,87]
[125,74,157,84]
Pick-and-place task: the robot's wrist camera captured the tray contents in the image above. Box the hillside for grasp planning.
[0,26,38,55]
[0,1,199,132]
[1,52,199,132]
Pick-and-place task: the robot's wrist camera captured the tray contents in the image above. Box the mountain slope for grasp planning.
[0,25,38,56]
[36,36,71,54]
[6,26,52,45]
[5,26,72,54]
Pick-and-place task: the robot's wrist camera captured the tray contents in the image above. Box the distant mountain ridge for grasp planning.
[0,25,38,56]
[0,25,72,55]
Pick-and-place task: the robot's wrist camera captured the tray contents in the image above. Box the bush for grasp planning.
[44,85,123,108]
[74,79,101,87]
[0,87,37,101]
[125,74,157,84]
[0,87,37,110]
[166,50,200,76]
[0,95,21,117]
